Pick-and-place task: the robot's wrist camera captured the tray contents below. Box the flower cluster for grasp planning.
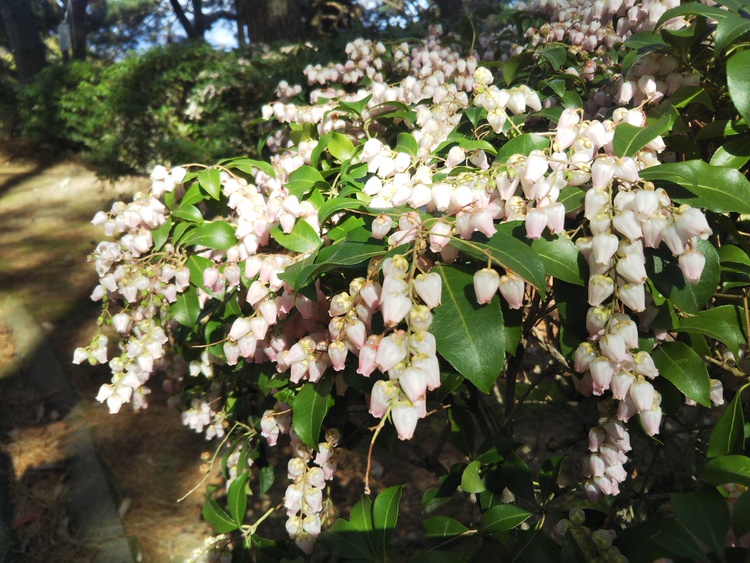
[552,508,626,562]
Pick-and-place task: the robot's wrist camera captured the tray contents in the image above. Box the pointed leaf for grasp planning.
[702,455,750,488]
[709,388,747,458]
[202,499,239,534]
[495,133,551,163]
[373,485,403,556]
[431,265,506,393]
[733,491,750,538]
[651,341,711,407]
[481,504,532,535]
[613,114,670,158]
[531,235,586,286]
[710,138,750,169]
[287,166,328,198]
[461,461,486,494]
[671,488,730,556]
[198,168,222,200]
[318,198,365,223]
[183,221,237,250]
[271,220,323,253]
[502,453,535,501]
[651,520,710,562]
[677,305,746,358]
[227,472,250,525]
[729,49,750,124]
[423,516,470,538]
[292,378,333,449]
[328,132,356,161]
[259,465,274,495]
[171,287,201,327]
[319,519,373,560]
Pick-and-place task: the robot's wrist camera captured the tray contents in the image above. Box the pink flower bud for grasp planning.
[588,274,615,306]
[583,453,606,478]
[591,156,616,190]
[392,403,420,440]
[229,317,253,341]
[224,341,240,366]
[413,272,442,309]
[525,208,547,240]
[369,380,397,418]
[616,253,647,284]
[328,341,348,371]
[678,250,706,284]
[238,335,257,358]
[399,367,427,403]
[473,268,500,304]
[617,281,646,312]
[381,291,412,326]
[575,342,598,373]
[499,272,525,309]
[710,379,724,406]
[371,214,393,239]
[629,377,655,412]
[588,427,606,452]
[358,336,379,377]
[592,233,619,266]
[203,267,220,288]
[599,333,629,364]
[586,305,611,338]
[590,356,615,395]
[247,280,269,306]
[375,332,408,372]
[545,202,566,234]
[632,350,659,379]
[428,221,452,253]
[610,370,635,400]
[639,407,662,436]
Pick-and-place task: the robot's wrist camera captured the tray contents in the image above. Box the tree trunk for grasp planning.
[70,0,88,60]
[0,0,47,81]
[235,0,246,48]
[245,0,306,44]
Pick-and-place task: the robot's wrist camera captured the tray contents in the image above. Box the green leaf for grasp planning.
[227,472,250,525]
[349,495,374,533]
[656,3,729,28]
[423,516,470,538]
[539,456,564,504]
[501,453,535,501]
[198,168,222,200]
[317,241,386,266]
[624,30,668,49]
[259,465,274,495]
[697,119,748,140]
[481,504,532,535]
[171,287,201,327]
[677,305,746,358]
[287,166,327,198]
[540,46,566,70]
[558,186,585,213]
[171,203,204,223]
[292,378,333,449]
[729,49,750,124]
[202,499,238,534]
[671,488,730,556]
[328,132,356,161]
[651,341,711,407]
[461,461,486,494]
[396,132,419,156]
[646,239,720,314]
[186,254,214,287]
[667,86,715,111]
[152,218,172,252]
[640,160,750,215]
[710,137,750,169]
[613,114,670,158]
[221,156,276,179]
[717,13,750,54]
[181,182,207,207]
[318,198,365,224]
[718,244,750,275]
[531,235,586,286]
[319,519,373,560]
[733,491,750,538]
[431,265,506,393]
[335,95,372,117]
[708,388,748,456]
[495,134,551,163]
[271,220,323,253]
[702,455,750,487]
[372,485,403,556]
[651,520,710,562]
[448,406,476,457]
[183,221,237,250]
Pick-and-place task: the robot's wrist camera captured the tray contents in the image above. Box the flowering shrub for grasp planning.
[76,0,750,560]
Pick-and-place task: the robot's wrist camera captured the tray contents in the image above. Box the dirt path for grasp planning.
[0,153,217,561]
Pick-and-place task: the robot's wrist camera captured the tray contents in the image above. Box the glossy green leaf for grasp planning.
[652,341,711,407]
[220,156,276,179]
[373,485,403,556]
[431,265,506,393]
[703,455,750,487]
[227,471,250,524]
[461,461,486,494]
[396,132,419,156]
[718,244,750,275]
[540,46,566,70]
[481,504,532,535]
[539,456,564,504]
[202,499,238,534]
[259,465,274,496]
[198,168,222,200]
[656,3,729,28]
[697,119,748,140]
[349,495,374,533]
[677,305,746,357]
[717,13,750,54]
[646,239,720,314]
[531,234,586,286]
[709,388,747,459]
[667,86,715,111]
[185,254,214,287]
[317,241,386,266]
[328,132,356,161]
[152,218,172,252]
[671,488,730,556]
[640,160,750,214]
[651,520,710,562]
[624,30,668,49]
[729,49,750,124]
[318,198,365,223]
[183,221,237,250]
[171,203,204,223]
[271,220,323,253]
[448,406,475,457]
[495,133,551,163]
[292,378,333,449]
[502,453,535,501]
[733,491,750,538]
[613,115,670,158]
[181,182,207,207]
[171,287,201,327]
[423,516,470,538]
[558,186,585,213]
[287,166,327,198]
[710,137,750,169]
[318,519,373,560]
[335,95,372,117]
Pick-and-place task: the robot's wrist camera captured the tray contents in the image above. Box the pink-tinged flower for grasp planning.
[381,291,412,326]
[432,182,452,211]
[445,146,465,168]
[359,281,381,309]
[584,480,600,502]
[290,360,308,384]
[583,453,606,478]
[629,377,655,413]
[229,317,253,341]
[642,214,667,248]
[247,280,269,306]
[524,208,547,240]
[428,221,452,253]
[599,443,621,467]
[471,209,497,238]
[584,189,609,221]
[590,356,615,395]
[413,272,442,309]
[588,274,615,306]
[375,332,408,372]
[499,273,525,309]
[250,317,269,340]
[591,156,616,190]
[358,336,379,377]
[662,223,687,256]
[575,342,597,373]
[632,350,659,379]
[588,427,606,452]
[610,370,635,400]
[408,305,433,332]
[639,407,662,436]
[302,514,322,538]
[545,203,566,234]
[238,335,257,358]
[392,403,420,440]
[617,281,646,313]
[112,313,132,335]
[599,333,629,364]
[369,380,397,418]
[616,253,647,284]
[678,250,706,284]
[473,268,500,305]
[523,151,549,186]
[586,305,611,338]
[224,341,240,366]
[592,233,619,266]
[371,214,393,240]
[612,210,642,242]
[345,320,366,349]
[304,487,323,515]
[617,393,638,422]
[328,341,348,371]
[399,367,427,403]
[710,379,725,407]
[203,266,220,289]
